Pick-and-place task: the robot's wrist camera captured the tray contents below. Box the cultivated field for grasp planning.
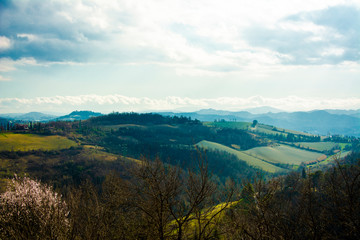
[196,140,284,173]
[0,133,77,151]
[293,142,339,152]
[244,144,324,166]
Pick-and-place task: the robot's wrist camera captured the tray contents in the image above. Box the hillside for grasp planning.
[196,140,284,173]
[0,133,78,151]
[244,144,324,166]
[0,111,359,239]
[160,109,360,137]
[56,110,103,121]
[0,112,358,190]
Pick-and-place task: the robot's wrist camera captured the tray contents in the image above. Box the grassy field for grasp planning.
[293,142,351,152]
[254,125,288,136]
[0,133,78,151]
[244,144,324,166]
[196,140,284,173]
[274,127,315,136]
[253,124,315,137]
[293,142,337,151]
[204,122,251,130]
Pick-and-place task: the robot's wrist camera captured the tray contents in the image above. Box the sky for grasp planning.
[0,0,359,114]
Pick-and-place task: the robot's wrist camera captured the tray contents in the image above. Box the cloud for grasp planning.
[1,94,360,113]
[0,36,11,51]
[244,5,360,65]
[0,57,38,72]
[1,0,358,77]
[0,75,10,81]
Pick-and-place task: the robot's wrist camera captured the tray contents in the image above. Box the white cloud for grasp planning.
[321,47,345,56]
[0,75,10,81]
[0,57,38,73]
[1,94,360,113]
[0,36,11,51]
[16,34,39,42]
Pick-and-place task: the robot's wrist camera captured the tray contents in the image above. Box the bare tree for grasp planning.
[131,151,235,240]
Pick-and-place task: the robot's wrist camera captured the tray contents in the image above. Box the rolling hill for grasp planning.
[13,112,57,122]
[197,140,285,173]
[56,110,103,121]
[0,133,78,151]
[160,109,360,137]
[244,144,324,166]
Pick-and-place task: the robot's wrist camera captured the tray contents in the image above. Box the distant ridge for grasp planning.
[13,112,56,122]
[56,110,103,121]
[159,109,360,137]
[323,109,360,118]
[242,106,284,114]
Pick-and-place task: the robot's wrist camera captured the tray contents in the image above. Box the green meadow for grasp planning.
[245,144,324,165]
[293,142,351,152]
[196,140,284,173]
[0,133,78,151]
[197,140,328,172]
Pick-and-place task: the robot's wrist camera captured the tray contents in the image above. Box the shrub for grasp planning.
[0,176,69,239]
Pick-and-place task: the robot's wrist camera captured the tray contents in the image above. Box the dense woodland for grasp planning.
[1,112,360,239]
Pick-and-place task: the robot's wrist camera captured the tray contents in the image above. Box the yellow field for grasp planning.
[0,133,78,151]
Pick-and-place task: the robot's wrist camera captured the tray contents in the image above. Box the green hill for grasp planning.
[293,142,351,152]
[196,140,284,173]
[244,144,324,166]
[204,121,251,130]
[0,133,77,151]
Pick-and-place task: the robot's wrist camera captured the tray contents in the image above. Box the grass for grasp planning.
[79,145,141,164]
[0,133,78,151]
[244,144,324,166]
[253,124,315,137]
[169,200,239,238]
[254,125,288,136]
[293,142,338,152]
[196,140,284,173]
[197,140,329,171]
[293,142,351,152]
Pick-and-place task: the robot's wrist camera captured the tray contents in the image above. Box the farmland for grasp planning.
[293,142,351,152]
[0,133,77,151]
[197,140,330,172]
[197,140,284,173]
[244,144,324,166]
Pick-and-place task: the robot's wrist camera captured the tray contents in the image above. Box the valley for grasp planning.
[0,111,359,239]
[0,111,357,187]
